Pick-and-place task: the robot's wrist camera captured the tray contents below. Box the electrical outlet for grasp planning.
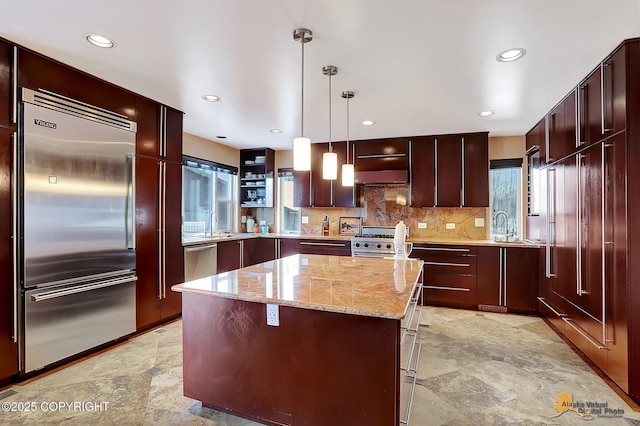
[302,216,309,224]
[241,215,247,223]
[266,304,279,326]
[418,222,427,229]
[445,223,455,230]
[475,218,485,227]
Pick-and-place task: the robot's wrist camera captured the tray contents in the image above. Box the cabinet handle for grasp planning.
[461,137,465,207]
[563,318,606,350]
[544,114,550,163]
[11,132,18,342]
[576,155,583,296]
[434,139,438,206]
[537,297,566,318]
[300,241,346,247]
[424,261,469,267]
[408,139,413,206]
[157,162,163,299]
[239,239,244,268]
[162,162,167,298]
[423,285,469,292]
[12,46,18,124]
[356,153,406,159]
[499,248,503,306]
[503,248,507,306]
[601,63,611,134]
[413,247,470,253]
[575,86,583,147]
[545,168,556,278]
[601,142,612,345]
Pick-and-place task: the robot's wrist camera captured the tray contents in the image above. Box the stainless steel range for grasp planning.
[351,225,409,258]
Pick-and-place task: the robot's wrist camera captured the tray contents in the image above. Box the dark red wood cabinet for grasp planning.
[462,132,489,207]
[332,141,360,207]
[217,239,242,273]
[548,90,576,163]
[353,137,409,184]
[310,142,332,207]
[297,239,351,256]
[135,98,184,331]
[18,48,136,119]
[412,244,477,308]
[409,136,435,207]
[578,67,604,148]
[477,246,536,312]
[435,135,462,207]
[0,127,18,383]
[278,238,299,258]
[243,237,276,267]
[0,40,14,127]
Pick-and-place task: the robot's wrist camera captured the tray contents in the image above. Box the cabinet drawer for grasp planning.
[422,274,476,307]
[297,239,351,256]
[423,256,476,275]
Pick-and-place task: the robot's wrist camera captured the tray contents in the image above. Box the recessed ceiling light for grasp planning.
[478,110,495,117]
[496,48,526,62]
[202,95,221,102]
[85,33,115,48]
[362,120,375,126]
[270,129,282,133]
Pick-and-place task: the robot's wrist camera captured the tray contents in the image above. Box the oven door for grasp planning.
[24,274,136,372]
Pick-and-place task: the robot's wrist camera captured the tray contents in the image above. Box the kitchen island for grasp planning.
[172,254,423,426]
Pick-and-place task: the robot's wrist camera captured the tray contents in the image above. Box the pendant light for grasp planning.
[293,28,312,171]
[322,65,338,180]
[341,90,355,186]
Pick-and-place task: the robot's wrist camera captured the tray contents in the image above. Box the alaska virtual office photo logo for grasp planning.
[552,392,625,420]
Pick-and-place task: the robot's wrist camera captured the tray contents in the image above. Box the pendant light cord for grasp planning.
[328,71,332,152]
[301,40,305,137]
[346,94,350,163]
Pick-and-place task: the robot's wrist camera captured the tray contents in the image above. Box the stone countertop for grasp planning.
[182,233,539,248]
[172,254,424,320]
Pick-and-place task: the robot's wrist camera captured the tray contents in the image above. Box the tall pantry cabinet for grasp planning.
[135,97,184,331]
[0,40,18,385]
[531,38,639,404]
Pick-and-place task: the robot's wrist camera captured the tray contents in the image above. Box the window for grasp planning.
[278,170,300,233]
[182,156,237,235]
[489,158,523,240]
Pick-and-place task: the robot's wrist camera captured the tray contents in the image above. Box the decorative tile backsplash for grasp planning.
[301,185,489,240]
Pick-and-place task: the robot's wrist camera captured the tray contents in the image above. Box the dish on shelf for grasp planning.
[256,181,265,186]
[255,156,266,164]
[245,160,255,165]
[246,182,255,186]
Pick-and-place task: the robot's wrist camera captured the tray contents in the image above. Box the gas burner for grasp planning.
[351,225,409,258]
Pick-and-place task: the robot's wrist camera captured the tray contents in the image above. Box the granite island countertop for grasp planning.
[172,254,423,319]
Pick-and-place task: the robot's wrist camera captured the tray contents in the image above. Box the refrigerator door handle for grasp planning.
[31,276,138,302]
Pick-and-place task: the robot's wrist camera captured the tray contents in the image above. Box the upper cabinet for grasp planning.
[0,40,14,127]
[409,136,435,207]
[18,49,136,119]
[240,148,274,208]
[353,138,409,184]
[435,135,463,207]
[548,90,576,163]
[462,132,489,207]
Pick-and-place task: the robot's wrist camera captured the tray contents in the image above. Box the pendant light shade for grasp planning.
[293,137,311,171]
[292,28,313,171]
[323,151,338,180]
[341,90,355,186]
[322,65,338,180]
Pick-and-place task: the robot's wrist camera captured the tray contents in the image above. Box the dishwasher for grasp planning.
[184,243,218,281]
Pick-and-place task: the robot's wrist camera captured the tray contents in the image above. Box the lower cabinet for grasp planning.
[413,244,477,308]
[477,246,537,313]
[278,238,299,258]
[243,238,277,267]
[217,239,242,273]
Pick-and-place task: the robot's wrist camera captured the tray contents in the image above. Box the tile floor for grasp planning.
[0,307,639,425]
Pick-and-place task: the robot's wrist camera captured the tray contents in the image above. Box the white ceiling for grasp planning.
[2,1,639,150]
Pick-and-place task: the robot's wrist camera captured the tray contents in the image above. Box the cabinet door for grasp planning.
[311,142,332,207]
[548,91,577,163]
[18,49,136,119]
[135,97,160,157]
[353,138,409,172]
[164,107,183,163]
[435,135,462,207]
[162,160,183,319]
[0,128,18,380]
[504,248,532,311]
[279,238,299,258]
[462,133,489,207]
[217,239,241,273]
[603,47,626,136]
[243,238,276,267]
[476,247,500,306]
[409,136,435,207]
[298,239,351,256]
[135,155,162,329]
[0,41,13,127]
[292,170,311,207]
[578,67,604,148]
[332,141,359,207]
[526,118,546,166]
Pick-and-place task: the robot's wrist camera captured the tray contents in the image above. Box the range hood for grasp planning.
[353,138,409,184]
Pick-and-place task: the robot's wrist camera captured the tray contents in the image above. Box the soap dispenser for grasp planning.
[322,215,329,236]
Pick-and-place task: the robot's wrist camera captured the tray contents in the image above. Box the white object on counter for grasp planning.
[394,220,412,258]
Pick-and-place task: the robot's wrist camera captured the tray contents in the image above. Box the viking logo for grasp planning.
[34,118,57,129]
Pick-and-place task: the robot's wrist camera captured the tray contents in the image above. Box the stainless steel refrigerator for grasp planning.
[18,88,137,373]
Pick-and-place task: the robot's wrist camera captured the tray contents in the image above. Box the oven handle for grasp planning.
[31,276,138,302]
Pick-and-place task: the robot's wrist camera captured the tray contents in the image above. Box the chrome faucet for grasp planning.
[493,211,509,240]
